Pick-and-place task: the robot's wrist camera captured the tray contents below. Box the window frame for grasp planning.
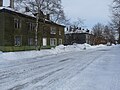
[50,38,57,46]
[28,37,34,46]
[14,18,21,29]
[59,39,62,45]
[14,36,22,46]
[59,30,62,35]
[50,27,56,34]
[28,22,36,31]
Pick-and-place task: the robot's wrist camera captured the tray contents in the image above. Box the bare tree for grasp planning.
[92,23,116,44]
[66,18,85,32]
[92,23,104,36]
[14,0,66,50]
[103,25,116,44]
[71,18,85,28]
[111,0,120,43]
[14,0,66,24]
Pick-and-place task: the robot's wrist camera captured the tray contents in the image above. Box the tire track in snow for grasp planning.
[7,68,63,90]
[29,51,106,90]
[0,48,111,90]
[0,57,72,85]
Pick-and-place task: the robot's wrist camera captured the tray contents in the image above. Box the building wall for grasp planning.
[0,9,65,51]
[0,12,4,46]
[41,23,64,47]
[4,11,14,46]
[65,33,96,45]
[94,36,107,45]
[65,33,87,45]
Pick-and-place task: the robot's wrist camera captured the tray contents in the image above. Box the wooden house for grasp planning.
[65,32,94,45]
[0,4,65,51]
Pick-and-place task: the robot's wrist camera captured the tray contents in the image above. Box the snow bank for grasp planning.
[0,50,52,61]
[0,44,109,61]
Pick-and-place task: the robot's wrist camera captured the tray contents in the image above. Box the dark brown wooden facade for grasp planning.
[0,8,65,51]
[64,33,107,45]
[65,33,94,45]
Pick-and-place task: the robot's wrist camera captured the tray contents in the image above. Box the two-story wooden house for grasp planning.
[0,4,65,51]
[65,32,94,45]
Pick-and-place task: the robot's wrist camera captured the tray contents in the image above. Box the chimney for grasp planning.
[25,7,30,12]
[10,0,14,8]
[46,14,50,20]
[0,0,3,7]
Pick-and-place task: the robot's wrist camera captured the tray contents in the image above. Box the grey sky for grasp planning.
[62,0,113,29]
[3,0,113,29]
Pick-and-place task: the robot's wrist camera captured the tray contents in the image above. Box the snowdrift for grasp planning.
[0,44,109,61]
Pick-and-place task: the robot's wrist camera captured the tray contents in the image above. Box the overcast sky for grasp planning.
[3,0,113,29]
[62,0,113,29]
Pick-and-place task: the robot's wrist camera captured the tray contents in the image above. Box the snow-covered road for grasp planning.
[0,45,120,90]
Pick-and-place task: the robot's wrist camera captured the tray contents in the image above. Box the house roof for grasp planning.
[0,7,65,27]
[65,29,93,34]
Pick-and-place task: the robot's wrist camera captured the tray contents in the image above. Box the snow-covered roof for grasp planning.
[65,29,93,34]
[0,6,65,27]
[0,6,35,18]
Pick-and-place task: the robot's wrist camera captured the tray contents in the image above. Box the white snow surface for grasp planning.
[0,44,103,61]
[0,44,120,90]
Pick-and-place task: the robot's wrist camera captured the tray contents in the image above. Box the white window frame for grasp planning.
[59,39,62,45]
[50,27,56,34]
[50,38,57,46]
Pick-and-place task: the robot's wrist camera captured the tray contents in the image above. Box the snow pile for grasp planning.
[90,44,106,49]
[0,44,109,61]
[50,43,92,54]
[0,50,52,61]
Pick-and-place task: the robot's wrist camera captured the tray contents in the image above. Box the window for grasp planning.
[43,28,47,36]
[59,39,62,45]
[28,37,34,46]
[28,23,35,31]
[43,38,47,46]
[50,38,57,46]
[14,36,22,46]
[51,27,56,34]
[14,18,21,29]
[59,30,62,35]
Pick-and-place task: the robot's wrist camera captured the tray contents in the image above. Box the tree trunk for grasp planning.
[35,13,39,50]
[118,28,120,44]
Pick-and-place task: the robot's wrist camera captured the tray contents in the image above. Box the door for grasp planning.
[43,38,47,46]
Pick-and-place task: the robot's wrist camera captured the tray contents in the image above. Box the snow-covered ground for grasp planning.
[0,44,104,62]
[0,44,120,90]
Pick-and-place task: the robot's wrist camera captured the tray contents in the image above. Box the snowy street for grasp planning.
[0,45,120,90]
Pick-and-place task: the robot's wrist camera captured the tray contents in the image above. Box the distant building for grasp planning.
[93,35,107,45]
[65,30,94,45]
[0,0,65,51]
[64,27,107,45]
